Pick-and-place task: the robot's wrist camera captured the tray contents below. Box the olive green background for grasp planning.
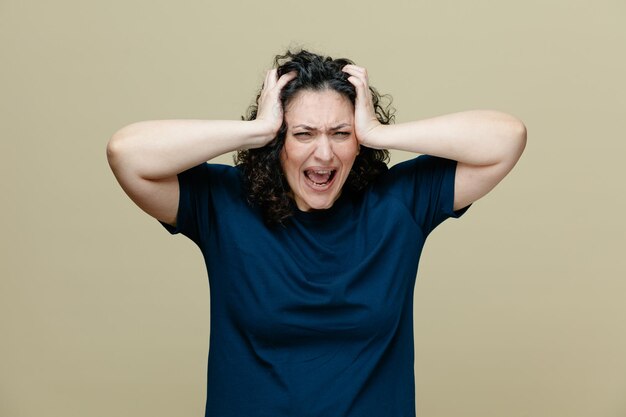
[2,0,625,416]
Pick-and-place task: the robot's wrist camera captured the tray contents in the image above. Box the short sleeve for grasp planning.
[158,162,211,245]
[387,154,471,236]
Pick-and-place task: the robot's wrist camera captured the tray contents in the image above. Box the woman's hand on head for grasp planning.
[254,69,297,145]
[342,65,386,149]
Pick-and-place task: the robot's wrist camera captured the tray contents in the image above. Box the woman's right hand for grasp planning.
[253,69,297,145]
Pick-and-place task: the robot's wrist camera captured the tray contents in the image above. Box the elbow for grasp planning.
[513,119,527,156]
[497,111,527,155]
[483,110,527,147]
[503,118,527,166]
[494,113,527,165]
[106,123,141,159]
[106,134,121,166]
[106,130,132,169]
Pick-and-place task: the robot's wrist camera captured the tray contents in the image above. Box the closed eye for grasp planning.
[294,132,312,137]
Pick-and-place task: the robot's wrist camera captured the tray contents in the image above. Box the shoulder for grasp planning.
[184,162,237,176]
[182,162,241,184]
[373,154,447,190]
[390,154,451,173]
[178,163,245,206]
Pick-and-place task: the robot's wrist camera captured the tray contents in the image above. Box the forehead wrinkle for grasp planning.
[290,123,352,131]
[284,89,354,132]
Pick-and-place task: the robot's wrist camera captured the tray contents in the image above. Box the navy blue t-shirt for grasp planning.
[160,155,471,417]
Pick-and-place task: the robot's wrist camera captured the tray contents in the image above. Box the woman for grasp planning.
[107,49,526,417]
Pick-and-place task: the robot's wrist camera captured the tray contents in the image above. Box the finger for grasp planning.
[263,69,271,86]
[346,76,374,110]
[346,75,364,88]
[342,64,365,72]
[260,70,271,94]
[342,65,368,80]
[265,69,282,92]
[342,69,369,90]
[346,75,368,96]
[275,70,297,89]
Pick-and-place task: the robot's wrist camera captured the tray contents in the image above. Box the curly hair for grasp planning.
[234,49,395,226]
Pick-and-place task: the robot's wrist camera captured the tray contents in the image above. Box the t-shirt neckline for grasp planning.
[291,191,354,224]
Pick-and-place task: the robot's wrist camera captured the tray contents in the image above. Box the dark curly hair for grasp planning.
[235,49,395,225]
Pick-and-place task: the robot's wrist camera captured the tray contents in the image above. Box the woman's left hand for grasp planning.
[342,65,386,148]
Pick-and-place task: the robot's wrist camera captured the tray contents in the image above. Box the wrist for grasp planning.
[246,119,279,149]
[359,123,388,149]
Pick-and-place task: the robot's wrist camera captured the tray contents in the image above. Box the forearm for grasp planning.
[373,110,527,166]
[106,119,273,180]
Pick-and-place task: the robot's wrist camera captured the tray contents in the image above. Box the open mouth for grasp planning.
[304,169,337,187]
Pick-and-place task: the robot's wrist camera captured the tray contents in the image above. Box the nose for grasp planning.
[313,136,333,162]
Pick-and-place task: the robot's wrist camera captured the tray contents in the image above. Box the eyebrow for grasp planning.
[292,123,351,131]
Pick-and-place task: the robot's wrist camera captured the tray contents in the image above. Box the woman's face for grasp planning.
[280,88,358,212]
